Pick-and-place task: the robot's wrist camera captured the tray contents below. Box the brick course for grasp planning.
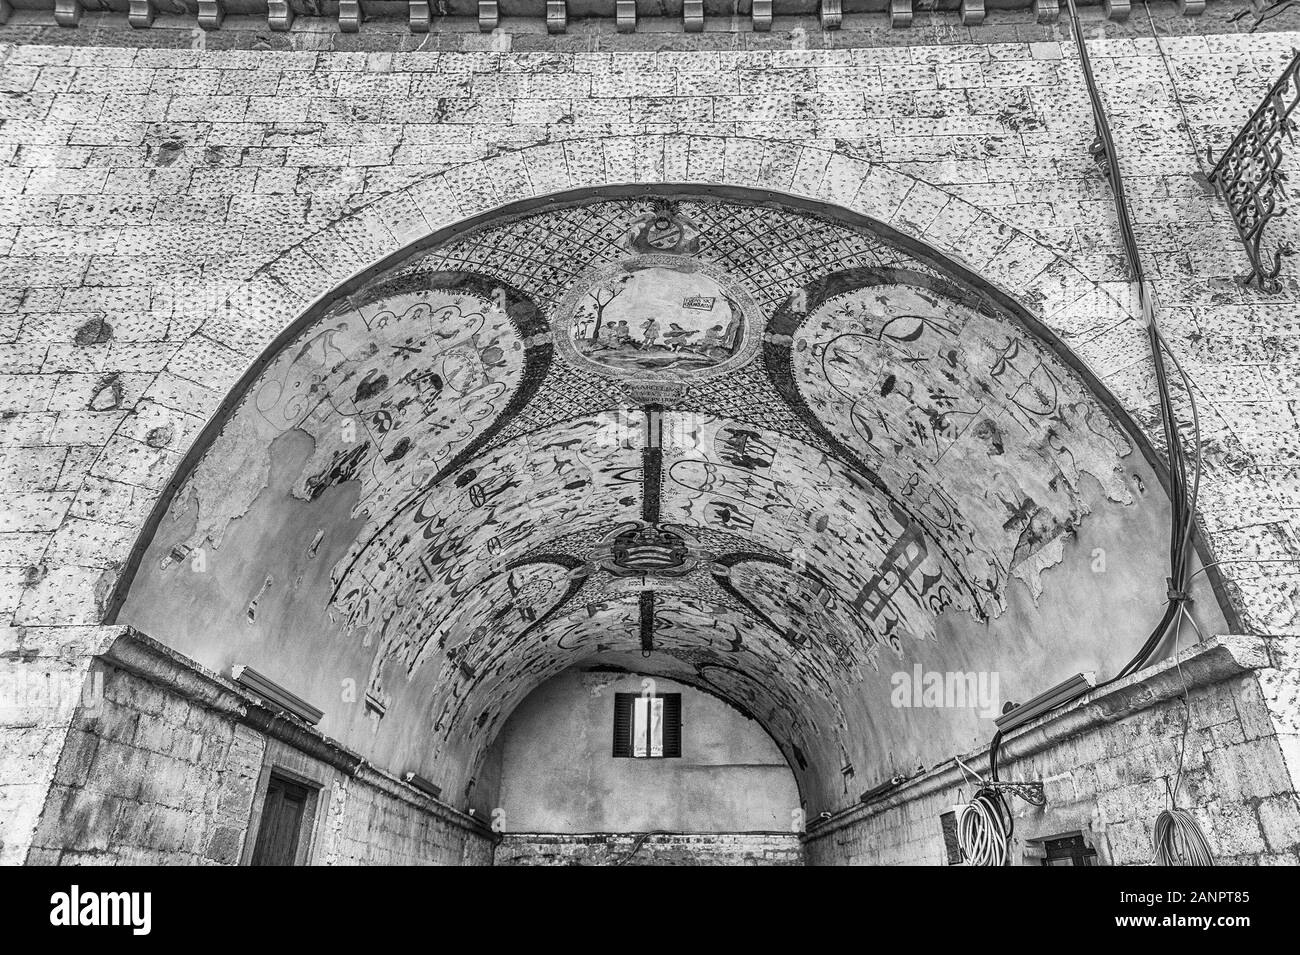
[496,831,804,866]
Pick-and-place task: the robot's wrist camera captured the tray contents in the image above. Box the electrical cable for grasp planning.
[956,789,1013,867]
[954,756,1013,866]
[1177,601,1205,645]
[1186,557,1300,584]
[1149,603,1215,864]
[1111,319,1200,683]
[1045,0,1200,698]
[615,829,673,866]
[954,5,1215,843]
[1168,607,1193,807]
[1154,809,1216,866]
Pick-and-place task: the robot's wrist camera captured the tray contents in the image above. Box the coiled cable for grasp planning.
[1153,809,1215,866]
[956,789,1013,867]
[954,756,1013,866]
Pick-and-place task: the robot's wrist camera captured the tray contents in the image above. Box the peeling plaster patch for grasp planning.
[246,574,273,625]
[88,375,123,412]
[73,318,113,346]
[1012,534,1069,601]
[578,670,623,696]
[160,542,191,571]
[173,412,275,552]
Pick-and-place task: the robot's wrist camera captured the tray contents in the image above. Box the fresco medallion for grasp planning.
[594,521,702,579]
[554,254,763,384]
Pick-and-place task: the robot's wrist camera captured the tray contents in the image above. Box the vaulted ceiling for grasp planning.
[116,191,1222,812]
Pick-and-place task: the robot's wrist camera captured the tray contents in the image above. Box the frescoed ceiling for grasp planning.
[117,191,1222,814]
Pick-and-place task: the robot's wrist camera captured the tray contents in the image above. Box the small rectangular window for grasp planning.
[613,692,681,758]
[1042,833,1097,866]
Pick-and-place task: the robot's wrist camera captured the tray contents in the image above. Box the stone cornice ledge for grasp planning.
[99,627,496,842]
[802,633,1270,843]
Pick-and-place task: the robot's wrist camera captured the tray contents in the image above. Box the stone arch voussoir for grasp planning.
[28,133,1149,630]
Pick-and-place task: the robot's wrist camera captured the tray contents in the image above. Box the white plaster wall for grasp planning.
[495,669,801,832]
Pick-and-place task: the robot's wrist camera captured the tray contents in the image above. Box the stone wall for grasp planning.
[16,630,496,865]
[0,624,118,864]
[25,663,265,865]
[319,776,493,866]
[495,831,804,866]
[803,636,1300,866]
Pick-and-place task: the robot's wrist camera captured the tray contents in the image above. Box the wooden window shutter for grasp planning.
[612,693,634,757]
[662,693,682,758]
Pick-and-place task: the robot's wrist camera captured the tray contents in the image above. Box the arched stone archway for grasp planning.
[0,16,1297,869]
[103,184,1232,822]
[11,135,1211,636]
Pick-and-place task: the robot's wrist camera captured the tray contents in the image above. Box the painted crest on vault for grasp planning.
[625,205,701,255]
[554,254,762,383]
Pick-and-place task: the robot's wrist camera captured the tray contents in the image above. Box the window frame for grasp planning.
[612,692,682,759]
[244,766,322,867]
[1041,833,1098,866]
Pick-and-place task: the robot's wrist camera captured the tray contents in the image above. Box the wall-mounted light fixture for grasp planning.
[231,664,323,725]
[994,672,1096,732]
[364,690,387,718]
[402,773,443,801]
[859,774,906,805]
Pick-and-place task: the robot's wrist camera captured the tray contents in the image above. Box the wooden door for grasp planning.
[250,775,313,866]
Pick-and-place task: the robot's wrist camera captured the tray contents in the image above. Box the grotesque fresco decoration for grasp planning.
[120,194,1160,810]
[597,522,700,578]
[165,279,528,558]
[789,280,1135,605]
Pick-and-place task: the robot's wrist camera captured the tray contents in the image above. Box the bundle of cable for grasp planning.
[955,790,1012,867]
[1152,808,1214,866]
